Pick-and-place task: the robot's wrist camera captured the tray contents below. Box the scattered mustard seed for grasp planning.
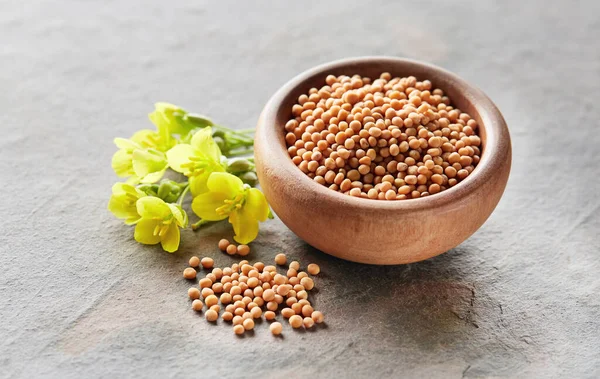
[189,256,200,268]
[274,253,287,265]
[218,239,230,251]
[237,245,250,256]
[184,256,325,335]
[188,287,200,300]
[233,324,245,335]
[205,309,218,322]
[243,318,255,331]
[289,315,303,328]
[270,322,283,335]
[192,299,203,312]
[201,257,214,269]
[183,267,197,280]
[226,244,237,256]
[307,263,320,275]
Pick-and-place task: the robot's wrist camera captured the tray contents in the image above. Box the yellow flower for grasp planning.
[107,183,146,225]
[111,129,172,184]
[166,127,226,196]
[192,172,269,244]
[134,197,188,252]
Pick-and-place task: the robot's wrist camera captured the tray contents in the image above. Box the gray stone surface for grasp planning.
[1,0,599,378]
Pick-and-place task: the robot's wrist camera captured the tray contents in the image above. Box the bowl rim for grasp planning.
[256,56,510,212]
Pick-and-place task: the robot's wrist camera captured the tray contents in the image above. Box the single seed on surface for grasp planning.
[201,288,214,298]
[222,311,233,321]
[226,244,237,255]
[243,318,255,331]
[307,263,320,275]
[303,317,315,329]
[218,239,230,251]
[192,299,203,312]
[270,322,283,335]
[233,324,245,335]
[183,267,197,280]
[311,311,324,323]
[188,287,200,300]
[237,245,250,256]
[201,257,214,269]
[265,311,276,321]
[232,315,243,325]
[289,315,303,328]
[275,253,287,265]
[205,309,218,322]
[188,256,200,268]
[289,261,300,271]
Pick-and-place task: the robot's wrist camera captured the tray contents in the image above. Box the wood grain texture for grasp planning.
[255,57,512,264]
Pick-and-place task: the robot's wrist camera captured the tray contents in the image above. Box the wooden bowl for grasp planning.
[254,57,511,264]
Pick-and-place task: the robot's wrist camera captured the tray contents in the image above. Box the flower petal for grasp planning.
[136,196,171,219]
[132,149,167,179]
[140,168,167,184]
[160,225,180,253]
[245,188,270,222]
[188,162,226,196]
[134,219,162,245]
[108,183,144,224]
[191,192,229,221]
[166,144,196,174]
[229,208,259,244]
[191,127,221,162]
[207,172,244,198]
[111,149,134,177]
[167,203,187,227]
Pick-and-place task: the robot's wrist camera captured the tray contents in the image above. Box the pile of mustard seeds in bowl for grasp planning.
[284,73,482,200]
[184,249,324,336]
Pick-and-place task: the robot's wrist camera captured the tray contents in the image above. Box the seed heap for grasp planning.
[284,73,482,200]
[184,252,324,336]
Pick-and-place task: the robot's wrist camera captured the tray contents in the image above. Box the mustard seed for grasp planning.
[311,311,324,323]
[303,317,315,329]
[192,299,203,312]
[233,324,245,335]
[232,315,243,326]
[226,244,237,255]
[188,287,200,300]
[307,263,320,275]
[183,267,197,280]
[289,315,303,328]
[201,257,214,269]
[237,244,250,256]
[222,311,233,321]
[188,256,200,268]
[243,318,255,331]
[289,261,300,271]
[201,288,214,298]
[205,309,218,322]
[205,295,218,307]
[270,322,283,335]
[218,239,230,251]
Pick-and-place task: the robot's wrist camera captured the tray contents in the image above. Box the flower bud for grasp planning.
[239,171,258,186]
[185,113,214,128]
[227,158,253,173]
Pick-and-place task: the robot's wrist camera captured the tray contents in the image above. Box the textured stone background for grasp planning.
[1,0,599,378]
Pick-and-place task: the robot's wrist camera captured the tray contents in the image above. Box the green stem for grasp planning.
[177,185,190,206]
[226,148,255,157]
[191,219,213,230]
